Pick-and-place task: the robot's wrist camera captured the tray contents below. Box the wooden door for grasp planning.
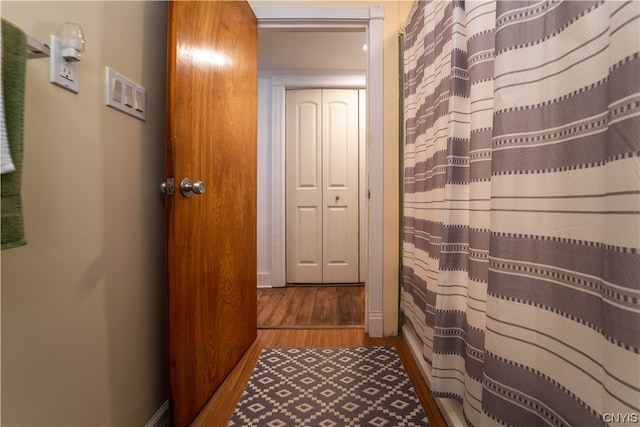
[166,2,257,427]
[285,89,360,284]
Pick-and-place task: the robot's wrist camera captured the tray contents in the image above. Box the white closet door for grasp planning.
[286,89,323,283]
[322,89,359,283]
[286,89,360,283]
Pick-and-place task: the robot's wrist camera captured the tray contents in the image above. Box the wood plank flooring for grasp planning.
[191,328,447,427]
[257,285,365,328]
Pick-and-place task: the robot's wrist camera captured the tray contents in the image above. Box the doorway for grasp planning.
[254,5,385,336]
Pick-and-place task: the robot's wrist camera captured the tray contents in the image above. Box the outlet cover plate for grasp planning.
[49,35,79,93]
[105,67,146,121]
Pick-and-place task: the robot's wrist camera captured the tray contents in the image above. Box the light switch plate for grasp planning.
[49,35,79,93]
[105,67,146,121]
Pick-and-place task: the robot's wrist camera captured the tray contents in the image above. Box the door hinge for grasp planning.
[160,178,175,196]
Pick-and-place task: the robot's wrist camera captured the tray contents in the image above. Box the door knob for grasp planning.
[180,178,206,198]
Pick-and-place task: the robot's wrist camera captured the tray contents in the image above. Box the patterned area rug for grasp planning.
[228,346,430,426]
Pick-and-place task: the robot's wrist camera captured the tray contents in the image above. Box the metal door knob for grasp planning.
[180,178,206,197]
[191,181,206,194]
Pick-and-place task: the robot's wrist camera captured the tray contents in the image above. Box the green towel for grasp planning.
[1,19,27,249]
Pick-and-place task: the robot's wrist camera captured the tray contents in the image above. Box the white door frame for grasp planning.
[254,5,384,337]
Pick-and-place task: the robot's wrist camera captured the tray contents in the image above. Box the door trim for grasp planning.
[254,5,384,337]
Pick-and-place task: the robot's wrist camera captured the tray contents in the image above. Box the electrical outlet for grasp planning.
[49,35,79,93]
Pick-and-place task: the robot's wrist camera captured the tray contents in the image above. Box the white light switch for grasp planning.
[125,85,134,107]
[105,67,146,121]
[113,79,123,103]
[135,90,144,112]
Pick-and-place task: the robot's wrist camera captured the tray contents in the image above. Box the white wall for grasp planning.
[1,2,168,425]
[257,75,273,287]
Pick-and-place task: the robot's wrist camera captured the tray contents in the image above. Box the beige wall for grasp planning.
[1,2,168,425]
[380,0,401,336]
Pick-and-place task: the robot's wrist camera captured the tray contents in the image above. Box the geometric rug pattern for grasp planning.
[228,346,430,426]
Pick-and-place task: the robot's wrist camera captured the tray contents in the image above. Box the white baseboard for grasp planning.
[402,324,432,385]
[402,324,466,427]
[257,272,272,288]
[367,310,384,337]
[145,400,169,427]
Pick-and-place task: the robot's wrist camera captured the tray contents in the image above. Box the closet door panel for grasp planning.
[286,90,322,283]
[323,89,359,283]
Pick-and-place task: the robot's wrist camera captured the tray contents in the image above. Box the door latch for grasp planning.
[160,178,175,196]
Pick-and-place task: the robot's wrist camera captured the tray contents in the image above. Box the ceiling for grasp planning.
[257,29,367,72]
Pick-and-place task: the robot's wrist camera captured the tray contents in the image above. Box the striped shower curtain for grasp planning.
[401,1,640,426]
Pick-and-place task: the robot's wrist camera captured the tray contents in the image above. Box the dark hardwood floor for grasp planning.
[257,284,365,328]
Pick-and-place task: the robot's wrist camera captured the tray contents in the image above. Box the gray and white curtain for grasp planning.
[401,1,640,426]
